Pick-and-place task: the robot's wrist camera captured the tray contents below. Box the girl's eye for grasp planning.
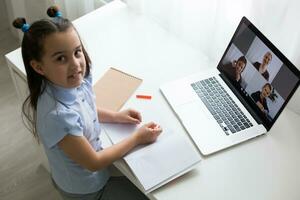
[75,49,82,57]
[57,56,66,62]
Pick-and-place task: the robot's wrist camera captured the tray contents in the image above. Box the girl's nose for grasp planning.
[70,56,80,70]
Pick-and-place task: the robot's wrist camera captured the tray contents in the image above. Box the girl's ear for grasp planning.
[30,60,45,76]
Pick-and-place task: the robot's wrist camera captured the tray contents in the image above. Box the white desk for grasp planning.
[5,1,300,200]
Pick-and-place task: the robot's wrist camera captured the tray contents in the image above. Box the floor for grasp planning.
[0,29,62,199]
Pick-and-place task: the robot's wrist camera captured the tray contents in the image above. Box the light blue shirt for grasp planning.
[36,72,110,194]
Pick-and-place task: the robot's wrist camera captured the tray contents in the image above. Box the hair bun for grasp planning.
[12,17,30,32]
[12,18,26,29]
[47,6,62,18]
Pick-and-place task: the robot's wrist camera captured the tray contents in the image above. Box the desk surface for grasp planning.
[5,1,300,200]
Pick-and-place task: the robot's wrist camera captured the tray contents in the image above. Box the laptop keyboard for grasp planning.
[191,77,253,135]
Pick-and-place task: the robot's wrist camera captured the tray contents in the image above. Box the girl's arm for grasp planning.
[256,101,265,111]
[58,133,137,171]
[97,108,117,123]
[97,108,142,124]
[58,122,162,172]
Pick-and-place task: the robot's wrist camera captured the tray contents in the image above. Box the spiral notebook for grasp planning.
[93,67,142,111]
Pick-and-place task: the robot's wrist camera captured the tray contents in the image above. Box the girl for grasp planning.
[13,6,162,200]
[221,56,247,85]
[251,83,272,115]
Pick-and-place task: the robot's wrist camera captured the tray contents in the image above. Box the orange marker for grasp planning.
[136,95,152,100]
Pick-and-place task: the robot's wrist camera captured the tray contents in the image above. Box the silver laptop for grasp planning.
[160,17,300,155]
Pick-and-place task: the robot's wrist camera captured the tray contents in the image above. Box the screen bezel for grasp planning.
[217,16,300,131]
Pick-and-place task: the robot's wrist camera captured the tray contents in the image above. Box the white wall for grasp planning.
[0,0,9,33]
[125,0,300,114]
[4,0,107,42]
[5,0,54,43]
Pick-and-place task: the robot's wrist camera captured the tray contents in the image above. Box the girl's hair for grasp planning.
[262,82,278,101]
[237,56,247,66]
[263,83,272,91]
[13,6,91,141]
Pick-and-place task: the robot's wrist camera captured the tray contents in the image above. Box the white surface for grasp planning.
[5,1,300,200]
[5,48,25,76]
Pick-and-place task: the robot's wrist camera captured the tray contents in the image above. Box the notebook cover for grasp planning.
[93,67,142,111]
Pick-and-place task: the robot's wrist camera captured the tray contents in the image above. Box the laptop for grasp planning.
[160,17,300,155]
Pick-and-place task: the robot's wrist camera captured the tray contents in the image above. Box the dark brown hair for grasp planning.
[263,83,272,91]
[237,56,247,72]
[13,9,91,141]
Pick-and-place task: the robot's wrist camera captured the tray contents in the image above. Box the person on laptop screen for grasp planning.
[252,51,272,81]
[221,55,247,85]
[250,83,272,115]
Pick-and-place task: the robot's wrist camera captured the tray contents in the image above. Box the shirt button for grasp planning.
[93,119,96,123]
[96,137,99,141]
[82,99,85,102]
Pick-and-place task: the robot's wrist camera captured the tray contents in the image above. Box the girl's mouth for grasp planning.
[68,71,82,79]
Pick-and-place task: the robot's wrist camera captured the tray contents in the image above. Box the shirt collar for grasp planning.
[46,81,79,105]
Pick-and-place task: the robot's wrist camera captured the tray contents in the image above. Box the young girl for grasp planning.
[13,6,162,200]
[251,83,272,115]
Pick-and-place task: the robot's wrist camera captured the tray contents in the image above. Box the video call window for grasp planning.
[219,23,299,122]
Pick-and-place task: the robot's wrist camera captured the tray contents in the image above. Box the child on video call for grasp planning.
[222,55,247,86]
[13,6,162,200]
[251,83,272,115]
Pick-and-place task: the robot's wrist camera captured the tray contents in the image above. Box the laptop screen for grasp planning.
[217,17,300,130]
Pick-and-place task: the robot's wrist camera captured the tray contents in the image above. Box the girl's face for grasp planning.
[236,60,246,74]
[262,85,271,98]
[31,27,86,88]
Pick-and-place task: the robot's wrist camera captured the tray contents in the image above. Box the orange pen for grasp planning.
[136,95,152,100]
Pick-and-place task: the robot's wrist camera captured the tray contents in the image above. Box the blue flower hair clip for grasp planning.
[12,18,30,33]
[21,23,30,32]
[55,11,62,17]
[47,6,63,19]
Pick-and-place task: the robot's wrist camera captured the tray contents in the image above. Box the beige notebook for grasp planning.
[93,67,142,111]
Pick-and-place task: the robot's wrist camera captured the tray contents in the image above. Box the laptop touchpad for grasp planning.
[161,81,199,106]
[176,100,213,125]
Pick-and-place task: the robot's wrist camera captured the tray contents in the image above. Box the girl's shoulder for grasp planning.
[37,82,80,121]
[38,83,74,108]
[36,86,83,148]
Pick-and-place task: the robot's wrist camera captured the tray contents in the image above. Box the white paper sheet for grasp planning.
[102,98,201,193]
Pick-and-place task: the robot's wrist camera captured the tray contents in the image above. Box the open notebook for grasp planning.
[102,98,201,193]
[93,67,200,193]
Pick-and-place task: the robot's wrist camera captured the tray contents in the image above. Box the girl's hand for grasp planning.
[256,102,265,112]
[115,109,142,124]
[132,122,162,145]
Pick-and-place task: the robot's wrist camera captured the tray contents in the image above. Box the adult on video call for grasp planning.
[222,56,247,85]
[253,51,272,81]
[251,83,272,115]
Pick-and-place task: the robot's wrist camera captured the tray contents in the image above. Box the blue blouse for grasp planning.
[36,72,110,194]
